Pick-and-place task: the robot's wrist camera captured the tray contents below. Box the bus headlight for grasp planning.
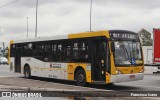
[116,70,122,74]
[139,69,144,73]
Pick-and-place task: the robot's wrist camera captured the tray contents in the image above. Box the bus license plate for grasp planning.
[130,75,135,78]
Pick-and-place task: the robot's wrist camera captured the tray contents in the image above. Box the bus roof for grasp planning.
[12,30,109,44]
[12,30,138,44]
[13,34,68,44]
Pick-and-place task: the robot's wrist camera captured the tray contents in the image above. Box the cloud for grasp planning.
[0,0,159,45]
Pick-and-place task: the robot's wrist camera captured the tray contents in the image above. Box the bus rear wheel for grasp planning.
[75,69,86,86]
[24,66,31,78]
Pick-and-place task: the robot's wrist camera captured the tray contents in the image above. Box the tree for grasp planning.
[138,28,152,46]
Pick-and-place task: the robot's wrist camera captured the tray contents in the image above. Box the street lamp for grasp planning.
[26,17,29,38]
[0,27,1,34]
[35,0,38,37]
[90,0,93,32]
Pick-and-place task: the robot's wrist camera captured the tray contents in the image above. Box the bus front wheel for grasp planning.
[75,69,86,86]
[24,66,31,78]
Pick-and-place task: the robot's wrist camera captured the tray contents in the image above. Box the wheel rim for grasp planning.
[78,74,84,83]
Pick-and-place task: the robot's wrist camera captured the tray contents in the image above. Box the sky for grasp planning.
[0,0,160,47]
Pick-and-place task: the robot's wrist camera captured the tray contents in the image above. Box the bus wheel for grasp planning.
[75,69,86,86]
[24,66,31,78]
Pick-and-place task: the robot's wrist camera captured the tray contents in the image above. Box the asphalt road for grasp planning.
[0,65,160,99]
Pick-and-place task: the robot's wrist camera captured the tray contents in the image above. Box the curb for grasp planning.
[0,85,63,91]
[0,84,110,91]
[0,85,128,97]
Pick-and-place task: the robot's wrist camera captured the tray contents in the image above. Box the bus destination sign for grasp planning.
[110,32,138,40]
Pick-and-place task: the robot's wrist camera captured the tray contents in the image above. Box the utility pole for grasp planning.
[26,17,29,38]
[90,0,93,32]
[0,27,1,34]
[35,0,38,37]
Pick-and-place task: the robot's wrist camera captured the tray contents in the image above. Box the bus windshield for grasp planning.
[114,40,143,66]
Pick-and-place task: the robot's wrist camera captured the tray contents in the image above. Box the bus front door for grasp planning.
[92,40,106,82]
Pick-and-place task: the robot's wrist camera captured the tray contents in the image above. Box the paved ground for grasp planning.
[0,65,159,100]
[115,74,160,91]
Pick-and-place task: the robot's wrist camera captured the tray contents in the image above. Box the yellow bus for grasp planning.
[9,30,144,86]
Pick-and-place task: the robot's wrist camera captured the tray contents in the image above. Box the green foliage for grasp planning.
[138,28,152,46]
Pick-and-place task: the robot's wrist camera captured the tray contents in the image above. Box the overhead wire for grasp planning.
[0,0,19,9]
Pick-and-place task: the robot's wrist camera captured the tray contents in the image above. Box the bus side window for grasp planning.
[73,41,89,62]
[58,44,62,52]
[73,42,79,60]
[57,43,66,62]
[28,43,33,56]
[52,44,57,61]
[44,43,52,61]
[80,42,88,60]
[66,41,72,62]
[23,44,28,56]
[41,44,44,50]
[52,44,56,52]
[45,44,51,51]
[10,44,15,57]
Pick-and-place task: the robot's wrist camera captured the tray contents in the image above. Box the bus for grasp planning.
[9,30,144,86]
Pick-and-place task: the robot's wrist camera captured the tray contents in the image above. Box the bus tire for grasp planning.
[75,69,86,86]
[24,66,31,78]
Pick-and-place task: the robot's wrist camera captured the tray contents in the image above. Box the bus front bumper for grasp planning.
[110,73,144,83]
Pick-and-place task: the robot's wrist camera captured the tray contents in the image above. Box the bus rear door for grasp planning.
[15,45,21,73]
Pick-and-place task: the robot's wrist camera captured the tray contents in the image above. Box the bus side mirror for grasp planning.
[111,42,115,52]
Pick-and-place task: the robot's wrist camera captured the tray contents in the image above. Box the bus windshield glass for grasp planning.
[114,40,143,66]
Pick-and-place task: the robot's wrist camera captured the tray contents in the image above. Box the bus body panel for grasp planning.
[110,73,144,83]
[115,66,144,74]
[21,57,68,79]
[106,72,111,83]
[67,63,91,82]
[68,31,110,39]
[20,57,92,82]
